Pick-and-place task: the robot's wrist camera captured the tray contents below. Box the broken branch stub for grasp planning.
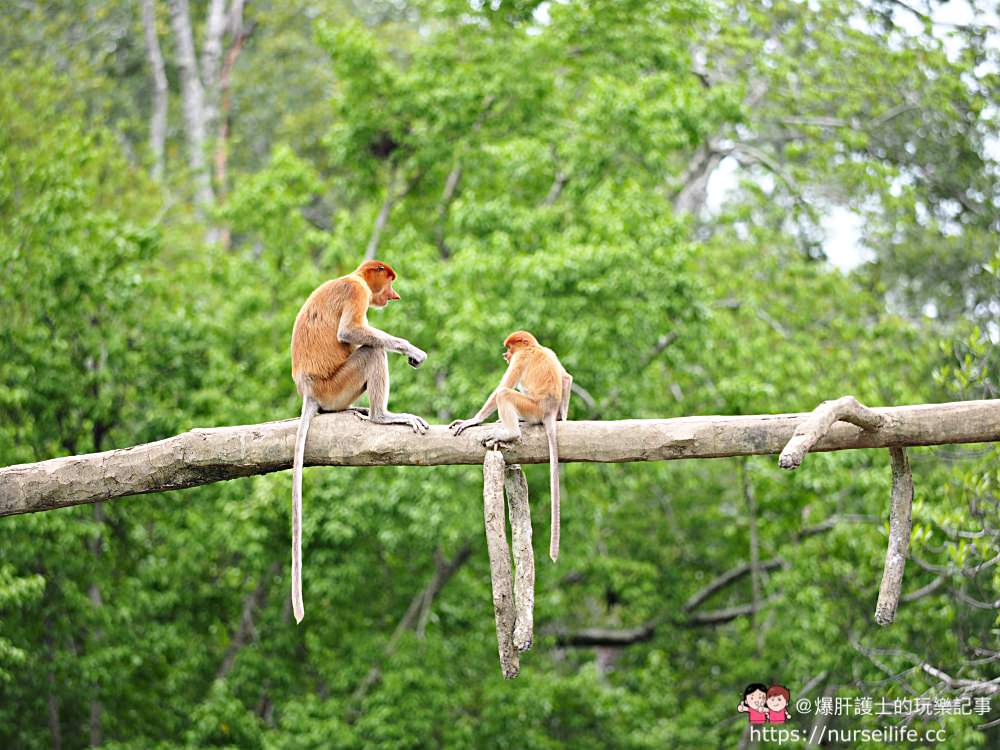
[505,465,535,652]
[875,446,914,626]
[483,449,519,679]
[779,396,885,470]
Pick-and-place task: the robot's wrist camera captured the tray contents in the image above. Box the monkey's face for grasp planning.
[370,277,400,309]
[360,261,400,309]
[502,331,538,360]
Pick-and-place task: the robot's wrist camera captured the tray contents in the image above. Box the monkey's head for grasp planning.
[357,259,400,308]
[502,331,539,361]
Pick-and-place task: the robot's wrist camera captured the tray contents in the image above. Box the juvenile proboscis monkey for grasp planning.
[450,331,572,561]
[289,259,429,623]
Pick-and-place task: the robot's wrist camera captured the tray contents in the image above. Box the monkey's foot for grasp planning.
[481,428,521,449]
[363,411,430,434]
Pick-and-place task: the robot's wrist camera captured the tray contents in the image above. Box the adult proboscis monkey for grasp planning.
[289,259,429,623]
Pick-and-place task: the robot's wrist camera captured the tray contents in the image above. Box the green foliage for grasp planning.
[1,1,998,748]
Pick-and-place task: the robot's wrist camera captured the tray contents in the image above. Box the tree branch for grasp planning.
[682,558,784,612]
[483,450,518,679]
[874,446,914,625]
[505,465,534,652]
[2,399,999,517]
[779,396,886,469]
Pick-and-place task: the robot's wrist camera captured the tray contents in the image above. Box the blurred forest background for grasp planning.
[1,0,999,747]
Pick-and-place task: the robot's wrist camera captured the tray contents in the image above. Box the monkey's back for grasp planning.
[517,346,565,406]
[291,276,368,388]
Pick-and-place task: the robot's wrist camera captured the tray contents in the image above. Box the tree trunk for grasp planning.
[168,0,214,210]
[199,0,229,132]
[140,0,168,181]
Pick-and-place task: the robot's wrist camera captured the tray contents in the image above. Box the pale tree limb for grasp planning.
[483,450,518,679]
[505,465,534,652]
[921,663,1000,695]
[672,142,728,215]
[140,0,168,182]
[875,447,914,625]
[2,400,999,517]
[200,0,230,130]
[213,1,252,250]
[168,0,214,210]
[541,168,569,207]
[779,396,886,469]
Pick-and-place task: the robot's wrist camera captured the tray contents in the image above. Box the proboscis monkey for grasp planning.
[289,259,429,623]
[449,331,572,561]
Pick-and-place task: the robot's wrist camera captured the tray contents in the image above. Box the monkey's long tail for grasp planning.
[292,396,319,625]
[543,413,561,562]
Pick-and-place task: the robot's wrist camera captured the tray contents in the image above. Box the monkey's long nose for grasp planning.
[388,288,400,301]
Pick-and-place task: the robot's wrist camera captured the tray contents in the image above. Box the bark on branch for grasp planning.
[874,447,914,625]
[483,450,518,679]
[779,396,886,469]
[2,399,998,517]
[505,464,534,652]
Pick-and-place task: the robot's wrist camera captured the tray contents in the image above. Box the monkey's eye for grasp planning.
[376,265,384,272]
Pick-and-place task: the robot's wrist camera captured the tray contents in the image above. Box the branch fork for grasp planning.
[779,396,914,625]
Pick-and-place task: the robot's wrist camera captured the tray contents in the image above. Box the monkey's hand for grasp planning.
[406,345,427,369]
[448,417,483,436]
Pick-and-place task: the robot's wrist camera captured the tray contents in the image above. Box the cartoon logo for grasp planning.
[738,683,791,724]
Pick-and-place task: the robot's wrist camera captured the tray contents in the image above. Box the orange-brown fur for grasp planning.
[288,259,428,624]
[450,330,572,561]
[291,261,398,405]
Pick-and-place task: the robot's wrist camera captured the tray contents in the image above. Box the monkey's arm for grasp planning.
[449,359,523,435]
[559,373,573,421]
[337,299,426,368]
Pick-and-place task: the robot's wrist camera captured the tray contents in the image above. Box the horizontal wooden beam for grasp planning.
[1,399,998,517]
